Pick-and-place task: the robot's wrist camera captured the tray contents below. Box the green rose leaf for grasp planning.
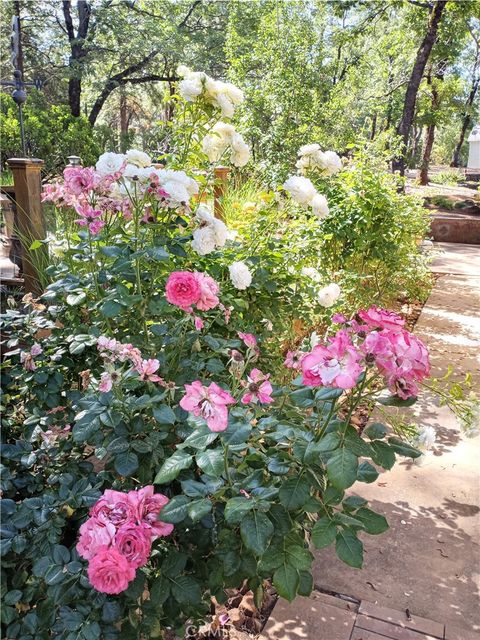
[311,516,337,549]
[170,575,202,605]
[357,460,379,483]
[66,291,86,306]
[154,450,193,484]
[354,507,389,534]
[388,437,422,458]
[327,449,358,489]
[153,405,177,425]
[224,497,254,524]
[240,511,274,555]
[114,451,139,477]
[335,529,364,568]
[159,496,190,524]
[273,564,299,602]
[196,449,224,477]
[364,422,388,440]
[285,545,313,570]
[178,425,218,450]
[279,477,310,510]
[187,498,212,522]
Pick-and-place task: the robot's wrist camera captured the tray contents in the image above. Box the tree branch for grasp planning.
[178,0,202,29]
[62,1,75,41]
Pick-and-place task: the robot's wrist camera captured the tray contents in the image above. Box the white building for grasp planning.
[467,124,480,170]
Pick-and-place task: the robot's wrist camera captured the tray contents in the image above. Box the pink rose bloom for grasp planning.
[20,351,36,371]
[114,522,152,568]
[194,272,220,311]
[87,546,136,594]
[76,518,116,561]
[128,486,173,539]
[241,368,274,405]
[63,167,96,195]
[180,380,235,432]
[238,332,257,349]
[74,204,105,234]
[378,330,430,399]
[284,350,304,369]
[357,306,405,332]
[117,343,142,366]
[30,343,43,357]
[136,358,163,383]
[194,316,204,331]
[90,489,136,527]
[165,271,201,311]
[99,372,113,393]
[97,336,118,352]
[302,330,363,389]
[331,313,347,324]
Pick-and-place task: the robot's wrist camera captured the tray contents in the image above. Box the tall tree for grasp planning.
[392,0,447,176]
[451,25,480,167]
[62,0,92,117]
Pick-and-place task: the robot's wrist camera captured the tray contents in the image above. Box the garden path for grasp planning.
[262,242,480,640]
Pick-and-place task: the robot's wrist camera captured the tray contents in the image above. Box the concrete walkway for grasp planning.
[262,243,480,639]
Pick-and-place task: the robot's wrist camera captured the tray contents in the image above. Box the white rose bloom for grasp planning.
[310,331,320,348]
[95,152,126,176]
[416,426,436,450]
[176,64,191,77]
[162,180,190,206]
[125,149,151,168]
[317,283,341,308]
[212,218,229,247]
[229,261,252,290]
[191,226,217,255]
[215,92,235,118]
[123,163,149,181]
[230,133,250,167]
[223,82,244,105]
[301,267,322,282]
[202,132,228,163]
[155,169,198,196]
[178,77,203,102]
[322,150,342,175]
[195,204,216,225]
[298,143,321,156]
[283,176,317,206]
[311,193,329,218]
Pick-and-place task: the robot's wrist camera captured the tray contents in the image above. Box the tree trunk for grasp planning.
[63,0,92,117]
[392,0,447,176]
[13,1,25,77]
[451,78,479,167]
[370,114,377,141]
[419,124,436,184]
[419,61,445,185]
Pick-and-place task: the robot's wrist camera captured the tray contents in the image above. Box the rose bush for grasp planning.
[1,68,431,639]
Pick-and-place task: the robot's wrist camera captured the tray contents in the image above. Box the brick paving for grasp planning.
[261,591,480,639]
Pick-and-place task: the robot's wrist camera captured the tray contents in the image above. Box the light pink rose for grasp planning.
[87,546,136,594]
[238,332,257,349]
[135,359,163,383]
[283,350,304,369]
[76,518,116,561]
[114,522,152,568]
[63,167,95,195]
[194,272,220,311]
[180,380,235,432]
[99,372,113,393]
[194,316,204,330]
[165,271,201,311]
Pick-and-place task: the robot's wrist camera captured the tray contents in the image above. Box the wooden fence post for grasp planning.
[213,166,230,221]
[7,157,46,295]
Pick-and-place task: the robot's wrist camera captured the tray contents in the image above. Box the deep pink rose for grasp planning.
[241,368,274,405]
[114,522,152,568]
[90,489,136,527]
[165,271,201,311]
[357,306,405,332]
[76,518,116,561]
[302,330,363,389]
[128,486,174,539]
[87,546,136,594]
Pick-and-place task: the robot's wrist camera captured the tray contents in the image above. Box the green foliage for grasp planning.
[0,92,99,177]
